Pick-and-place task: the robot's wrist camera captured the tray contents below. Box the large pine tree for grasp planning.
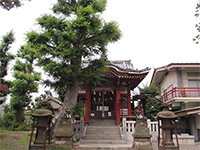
[26,0,121,121]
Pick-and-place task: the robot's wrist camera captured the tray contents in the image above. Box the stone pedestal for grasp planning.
[54,118,73,148]
[156,103,179,150]
[132,118,152,150]
[158,119,178,150]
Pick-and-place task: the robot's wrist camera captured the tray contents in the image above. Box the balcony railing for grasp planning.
[161,87,200,102]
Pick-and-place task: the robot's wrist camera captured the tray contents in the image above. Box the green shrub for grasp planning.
[70,103,86,118]
[1,112,18,130]
[1,112,30,131]
[16,123,30,131]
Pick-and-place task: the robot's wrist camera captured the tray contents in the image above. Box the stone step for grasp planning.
[89,119,116,126]
[85,126,121,140]
[77,142,132,150]
[86,127,120,133]
[81,140,129,144]
[87,126,119,129]
[77,119,127,149]
[85,135,121,140]
[86,130,120,134]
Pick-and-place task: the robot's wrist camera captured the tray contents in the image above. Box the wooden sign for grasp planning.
[0,84,8,93]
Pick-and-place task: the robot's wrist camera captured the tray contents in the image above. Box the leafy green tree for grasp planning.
[10,44,41,123]
[26,0,121,119]
[0,0,31,11]
[0,30,15,102]
[138,82,162,121]
[194,3,200,43]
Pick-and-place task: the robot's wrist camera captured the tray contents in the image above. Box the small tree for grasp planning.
[10,44,41,123]
[138,82,162,121]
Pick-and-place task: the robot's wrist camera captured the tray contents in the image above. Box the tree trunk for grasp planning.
[52,78,80,137]
[16,105,23,123]
[60,80,80,116]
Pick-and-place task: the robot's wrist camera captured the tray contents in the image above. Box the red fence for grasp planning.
[161,87,200,102]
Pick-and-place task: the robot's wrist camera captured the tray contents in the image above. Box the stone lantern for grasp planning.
[156,103,179,150]
[29,101,54,150]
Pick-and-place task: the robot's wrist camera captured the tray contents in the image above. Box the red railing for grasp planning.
[161,87,200,102]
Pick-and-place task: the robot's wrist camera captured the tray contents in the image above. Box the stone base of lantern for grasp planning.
[29,144,46,150]
[54,118,74,148]
[158,145,178,150]
[132,118,153,150]
[133,134,152,150]
[54,137,73,148]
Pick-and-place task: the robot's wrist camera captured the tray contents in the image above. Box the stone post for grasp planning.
[132,117,153,150]
[54,111,74,148]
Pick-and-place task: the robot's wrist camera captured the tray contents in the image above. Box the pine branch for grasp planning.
[76,31,105,44]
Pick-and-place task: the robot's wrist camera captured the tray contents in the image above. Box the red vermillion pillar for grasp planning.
[85,89,90,124]
[116,89,121,124]
[127,87,131,116]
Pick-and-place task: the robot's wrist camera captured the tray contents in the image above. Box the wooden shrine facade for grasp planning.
[78,60,150,124]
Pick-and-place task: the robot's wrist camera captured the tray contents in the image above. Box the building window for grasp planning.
[163,84,175,100]
[187,72,200,77]
[188,80,200,97]
[163,84,175,94]
[188,80,200,87]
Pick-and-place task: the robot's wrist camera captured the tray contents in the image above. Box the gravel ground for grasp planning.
[152,141,200,150]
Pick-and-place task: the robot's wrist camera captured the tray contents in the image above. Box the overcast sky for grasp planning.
[1,0,200,87]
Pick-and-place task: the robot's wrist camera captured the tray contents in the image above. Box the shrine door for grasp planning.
[90,90,115,119]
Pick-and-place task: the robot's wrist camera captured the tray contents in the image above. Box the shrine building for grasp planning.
[77,60,150,124]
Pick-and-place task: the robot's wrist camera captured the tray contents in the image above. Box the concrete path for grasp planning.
[75,141,200,150]
[152,141,200,150]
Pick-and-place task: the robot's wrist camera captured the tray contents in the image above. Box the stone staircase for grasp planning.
[77,119,132,150]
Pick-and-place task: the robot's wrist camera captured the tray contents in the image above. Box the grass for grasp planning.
[0,130,30,150]
[0,130,74,150]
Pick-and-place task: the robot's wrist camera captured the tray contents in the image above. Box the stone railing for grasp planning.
[73,118,85,140]
[122,118,159,141]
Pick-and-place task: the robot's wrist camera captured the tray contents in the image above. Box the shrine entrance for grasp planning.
[78,60,150,124]
[90,89,116,119]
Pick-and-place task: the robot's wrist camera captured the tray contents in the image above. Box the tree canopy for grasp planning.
[0,0,31,11]
[26,0,121,112]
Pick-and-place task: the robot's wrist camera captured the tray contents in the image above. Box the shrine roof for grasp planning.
[108,60,150,73]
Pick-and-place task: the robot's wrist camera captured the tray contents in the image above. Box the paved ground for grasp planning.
[152,141,200,150]
[76,141,200,150]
